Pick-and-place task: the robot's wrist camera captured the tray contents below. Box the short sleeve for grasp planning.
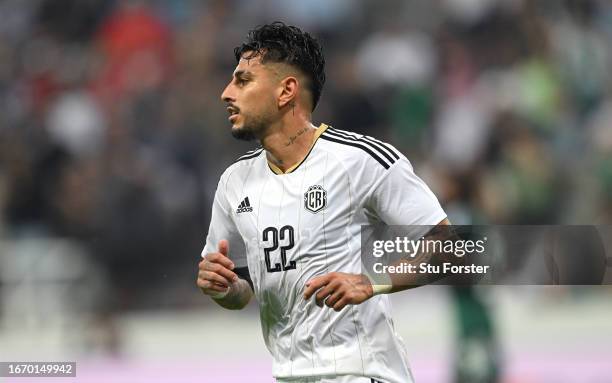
[201,178,248,268]
[366,158,446,226]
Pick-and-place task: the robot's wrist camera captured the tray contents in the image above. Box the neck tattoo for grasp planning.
[284,126,310,147]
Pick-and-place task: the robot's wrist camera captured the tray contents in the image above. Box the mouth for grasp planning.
[227,106,239,122]
[226,106,239,117]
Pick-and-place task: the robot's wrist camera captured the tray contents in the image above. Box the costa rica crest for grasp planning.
[304,185,327,213]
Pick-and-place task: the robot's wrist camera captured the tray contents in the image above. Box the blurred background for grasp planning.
[0,0,611,382]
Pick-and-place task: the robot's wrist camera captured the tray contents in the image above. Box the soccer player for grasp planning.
[197,22,449,383]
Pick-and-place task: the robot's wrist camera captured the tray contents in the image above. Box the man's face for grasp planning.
[221,53,279,141]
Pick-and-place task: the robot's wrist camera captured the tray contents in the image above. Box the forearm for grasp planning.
[369,258,440,295]
[387,256,450,292]
[209,278,253,310]
[371,220,462,293]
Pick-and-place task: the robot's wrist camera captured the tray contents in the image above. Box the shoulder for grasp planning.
[319,127,404,171]
[218,146,264,184]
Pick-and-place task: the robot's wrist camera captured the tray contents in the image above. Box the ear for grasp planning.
[277,76,299,109]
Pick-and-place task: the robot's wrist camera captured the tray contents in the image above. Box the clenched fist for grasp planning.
[197,239,238,297]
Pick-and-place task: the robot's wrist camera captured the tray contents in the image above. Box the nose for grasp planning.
[221,81,234,104]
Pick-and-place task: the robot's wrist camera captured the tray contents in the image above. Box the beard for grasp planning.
[230,113,269,142]
[231,125,257,141]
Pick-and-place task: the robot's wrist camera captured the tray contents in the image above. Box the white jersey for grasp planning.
[202,124,446,382]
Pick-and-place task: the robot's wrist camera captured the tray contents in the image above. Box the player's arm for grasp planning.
[198,239,253,310]
[374,217,459,293]
[362,157,456,292]
[197,176,253,310]
[304,155,450,311]
[303,218,453,311]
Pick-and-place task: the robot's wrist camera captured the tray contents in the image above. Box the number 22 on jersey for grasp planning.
[262,225,296,273]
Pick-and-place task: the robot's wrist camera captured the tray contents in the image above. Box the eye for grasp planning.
[235,78,248,86]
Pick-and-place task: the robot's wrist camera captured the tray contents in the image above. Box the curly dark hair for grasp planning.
[234,22,326,111]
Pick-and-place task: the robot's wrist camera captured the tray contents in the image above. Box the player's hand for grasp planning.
[197,239,239,296]
[303,273,374,311]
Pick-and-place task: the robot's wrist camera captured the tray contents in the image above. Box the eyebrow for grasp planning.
[233,70,254,79]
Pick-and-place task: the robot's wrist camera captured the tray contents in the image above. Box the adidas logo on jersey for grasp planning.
[236,197,253,214]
